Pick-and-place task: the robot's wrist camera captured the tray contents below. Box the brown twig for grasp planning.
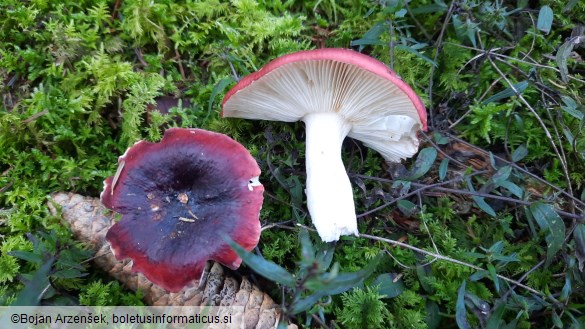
[22,109,49,124]
[134,48,148,67]
[111,0,121,21]
[175,48,186,80]
[0,181,14,194]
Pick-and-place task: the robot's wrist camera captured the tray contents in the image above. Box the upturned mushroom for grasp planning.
[100,128,264,292]
[222,48,426,242]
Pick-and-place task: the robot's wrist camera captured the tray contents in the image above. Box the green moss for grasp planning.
[79,281,144,306]
[337,286,392,329]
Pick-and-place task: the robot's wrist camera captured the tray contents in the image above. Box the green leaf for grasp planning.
[487,263,500,293]
[372,273,405,298]
[206,76,234,122]
[467,178,496,216]
[536,6,553,34]
[288,175,304,207]
[299,229,315,264]
[492,166,512,185]
[316,253,382,295]
[433,132,449,145]
[482,81,529,104]
[511,144,528,162]
[52,268,88,279]
[397,200,417,217]
[411,2,448,15]
[560,276,571,301]
[315,242,335,271]
[503,318,520,329]
[486,303,506,329]
[8,250,44,264]
[425,300,441,329]
[486,241,505,254]
[395,44,438,67]
[565,310,584,328]
[489,152,497,169]
[392,180,412,195]
[416,264,434,293]
[498,181,523,199]
[492,253,520,263]
[439,158,449,181]
[403,147,437,180]
[529,203,566,267]
[470,270,489,281]
[556,39,575,84]
[552,311,563,328]
[394,8,407,18]
[12,257,55,306]
[560,95,585,120]
[472,196,496,217]
[227,239,296,287]
[562,125,575,146]
[294,254,383,313]
[290,293,325,314]
[573,223,585,272]
[464,293,490,323]
[350,23,387,50]
[452,15,479,48]
[456,280,471,329]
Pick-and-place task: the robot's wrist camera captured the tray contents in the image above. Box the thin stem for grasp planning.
[174,48,186,80]
[422,185,582,221]
[22,109,49,124]
[353,171,489,218]
[444,42,585,83]
[388,19,395,70]
[498,259,545,304]
[311,314,331,329]
[488,57,575,212]
[352,174,584,222]
[405,2,432,41]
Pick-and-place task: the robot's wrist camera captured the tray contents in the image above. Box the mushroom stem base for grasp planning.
[303,113,358,242]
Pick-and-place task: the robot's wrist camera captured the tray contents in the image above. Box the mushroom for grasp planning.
[222,48,426,242]
[100,128,264,292]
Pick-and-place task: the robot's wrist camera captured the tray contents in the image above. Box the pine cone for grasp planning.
[48,192,295,329]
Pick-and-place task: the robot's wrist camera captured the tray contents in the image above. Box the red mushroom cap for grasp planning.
[222,48,427,130]
[101,128,264,292]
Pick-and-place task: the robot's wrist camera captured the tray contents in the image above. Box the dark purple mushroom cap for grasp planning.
[100,128,264,292]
